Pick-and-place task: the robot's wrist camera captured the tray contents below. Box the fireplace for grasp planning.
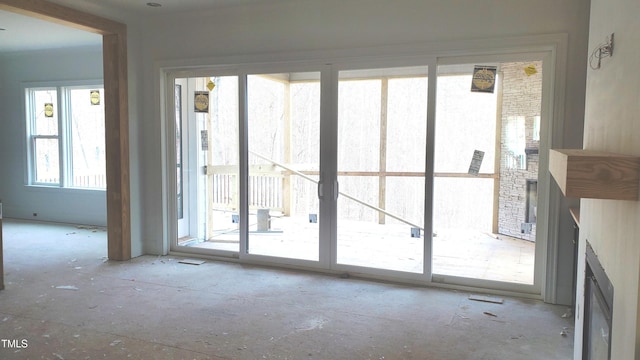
[583,242,613,359]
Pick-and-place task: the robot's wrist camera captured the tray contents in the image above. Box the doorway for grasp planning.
[2,0,130,260]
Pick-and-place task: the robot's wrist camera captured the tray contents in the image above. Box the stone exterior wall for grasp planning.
[497,61,542,241]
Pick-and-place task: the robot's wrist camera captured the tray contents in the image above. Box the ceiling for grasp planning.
[47,0,284,14]
[0,0,285,54]
[0,9,101,53]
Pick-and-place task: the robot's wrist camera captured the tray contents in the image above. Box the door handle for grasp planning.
[334,180,339,200]
[317,181,324,199]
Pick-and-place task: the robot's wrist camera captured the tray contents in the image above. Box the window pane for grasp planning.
[434,71,497,173]
[386,77,428,172]
[338,79,381,172]
[34,138,59,184]
[33,89,58,136]
[69,88,106,189]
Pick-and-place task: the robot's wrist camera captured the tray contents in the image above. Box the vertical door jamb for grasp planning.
[423,60,438,280]
[238,73,249,256]
[323,66,339,269]
[492,71,504,234]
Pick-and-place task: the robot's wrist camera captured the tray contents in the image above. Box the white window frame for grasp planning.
[24,80,105,190]
[25,85,60,186]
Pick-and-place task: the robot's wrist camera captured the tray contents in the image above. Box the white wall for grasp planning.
[575,0,640,358]
[0,46,107,226]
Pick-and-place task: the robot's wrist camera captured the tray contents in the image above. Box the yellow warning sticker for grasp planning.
[524,64,538,76]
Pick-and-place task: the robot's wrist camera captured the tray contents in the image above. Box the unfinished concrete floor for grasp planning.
[0,219,573,359]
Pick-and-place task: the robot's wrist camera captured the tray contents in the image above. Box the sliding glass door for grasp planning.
[167,50,551,294]
[335,67,428,273]
[174,75,240,252]
[246,72,321,261]
[431,60,543,286]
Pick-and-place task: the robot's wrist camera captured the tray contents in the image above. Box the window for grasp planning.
[26,83,106,189]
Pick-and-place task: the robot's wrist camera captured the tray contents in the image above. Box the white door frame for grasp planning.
[159,34,568,301]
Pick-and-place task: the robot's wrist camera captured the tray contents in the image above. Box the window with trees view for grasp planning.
[25,83,106,189]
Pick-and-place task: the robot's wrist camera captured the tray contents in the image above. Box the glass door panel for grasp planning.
[432,61,541,285]
[336,67,427,273]
[432,177,495,277]
[175,83,188,239]
[247,72,321,261]
[176,76,240,252]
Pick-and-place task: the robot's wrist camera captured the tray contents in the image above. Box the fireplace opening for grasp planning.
[583,242,613,360]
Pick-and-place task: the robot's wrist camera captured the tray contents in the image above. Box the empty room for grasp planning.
[1,0,638,358]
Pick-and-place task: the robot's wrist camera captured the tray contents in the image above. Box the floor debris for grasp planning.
[295,317,327,331]
[55,285,79,291]
[76,225,104,231]
[469,294,504,304]
[483,311,498,317]
[110,339,122,346]
[178,259,206,265]
[561,308,573,318]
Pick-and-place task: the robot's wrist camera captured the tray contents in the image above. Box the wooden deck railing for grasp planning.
[35,174,107,188]
[207,164,286,213]
[208,150,500,233]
